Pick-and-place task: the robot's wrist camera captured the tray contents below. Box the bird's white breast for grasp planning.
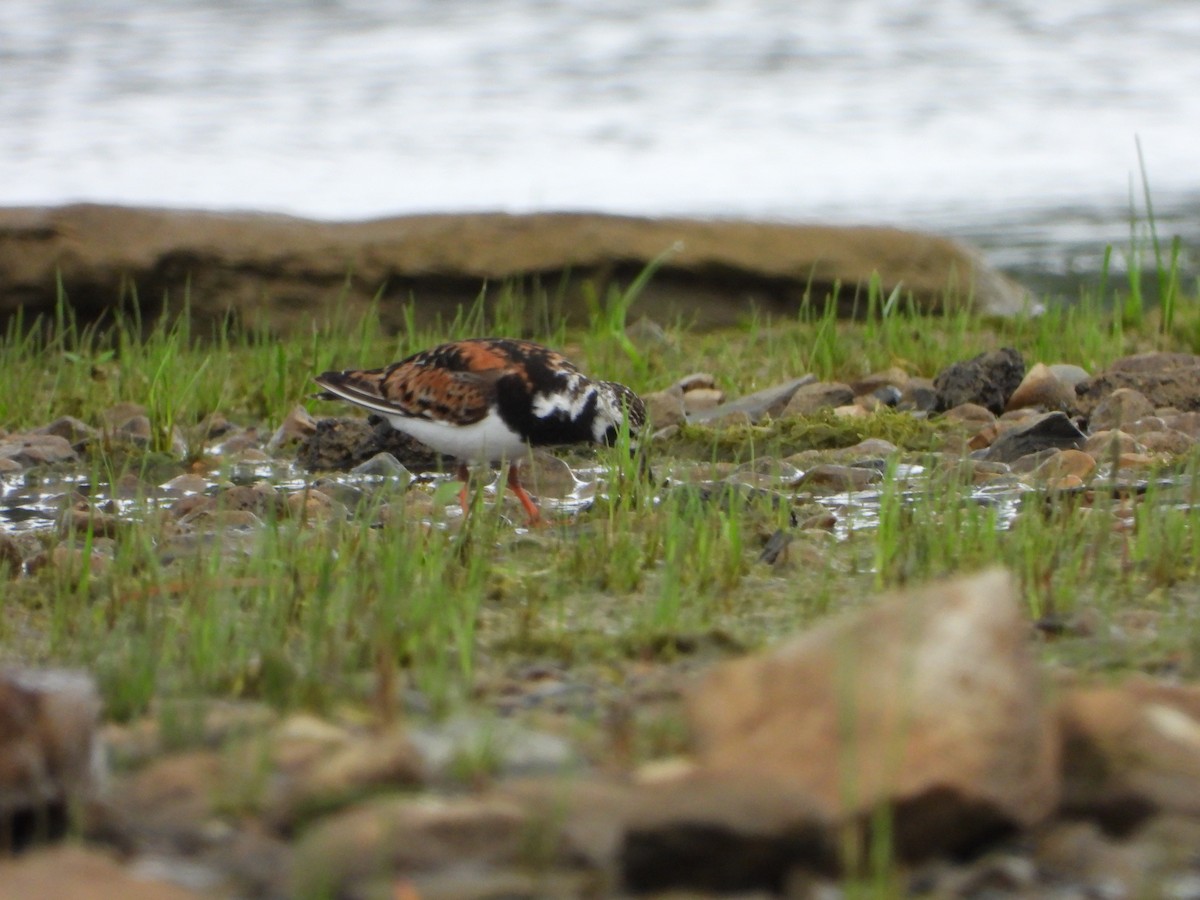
[386,409,529,462]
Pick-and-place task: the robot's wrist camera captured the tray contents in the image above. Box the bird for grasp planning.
[314,337,646,524]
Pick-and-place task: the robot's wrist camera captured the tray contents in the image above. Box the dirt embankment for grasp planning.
[0,204,1030,333]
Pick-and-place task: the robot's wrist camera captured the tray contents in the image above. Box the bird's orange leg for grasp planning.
[507,463,543,526]
[456,463,472,517]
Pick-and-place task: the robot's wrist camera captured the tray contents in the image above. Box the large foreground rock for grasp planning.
[0,205,1030,334]
[687,567,1060,859]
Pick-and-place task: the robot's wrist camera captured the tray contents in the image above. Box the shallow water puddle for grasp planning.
[0,459,1178,542]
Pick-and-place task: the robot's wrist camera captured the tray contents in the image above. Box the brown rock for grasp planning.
[642,390,686,428]
[1005,362,1075,412]
[687,568,1060,859]
[1082,429,1143,458]
[899,377,938,412]
[266,404,317,452]
[942,402,997,425]
[0,433,77,468]
[795,463,882,492]
[32,416,99,445]
[1058,679,1200,833]
[1136,429,1194,456]
[290,795,530,893]
[1029,449,1097,483]
[781,382,855,417]
[0,845,203,900]
[680,387,725,414]
[1161,411,1200,438]
[1089,387,1156,433]
[1075,353,1200,418]
[850,367,910,395]
[0,206,1030,335]
[267,725,424,828]
[0,669,103,851]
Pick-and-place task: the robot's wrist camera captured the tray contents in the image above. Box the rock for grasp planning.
[899,377,938,413]
[850,367,910,395]
[266,404,317,452]
[1137,429,1194,455]
[933,347,1025,415]
[0,845,204,900]
[1089,387,1156,433]
[980,411,1087,463]
[0,206,1031,335]
[1005,362,1076,412]
[348,451,412,480]
[616,773,835,892]
[1075,353,1200,418]
[942,402,997,425]
[795,463,882,492]
[1028,449,1097,484]
[267,725,425,828]
[502,772,834,893]
[0,668,104,851]
[688,376,815,425]
[1161,411,1200,439]
[1058,679,1200,833]
[297,416,444,472]
[1082,429,1143,458]
[642,390,687,428]
[781,382,855,417]
[0,433,78,468]
[1045,362,1090,387]
[680,387,725,414]
[407,715,578,781]
[687,568,1060,860]
[284,488,344,524]
[32,416,99,446]
[289,795,531,895]
[0,534,22,575]
[103,751,225,847]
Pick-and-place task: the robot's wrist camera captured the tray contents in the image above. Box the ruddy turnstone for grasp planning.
[315,337,646,524]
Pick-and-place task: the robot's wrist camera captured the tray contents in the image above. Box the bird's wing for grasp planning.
[315,363,506,426]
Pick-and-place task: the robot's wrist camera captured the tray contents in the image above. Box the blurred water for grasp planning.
[2,0,1197,287]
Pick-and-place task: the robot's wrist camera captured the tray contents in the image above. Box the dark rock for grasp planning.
[980,412,1086,463]
[298,417,445,472]
[933,347,1025,415]
[618,774,836,892]
[870,384,903,408]
[0,205,1031,336]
